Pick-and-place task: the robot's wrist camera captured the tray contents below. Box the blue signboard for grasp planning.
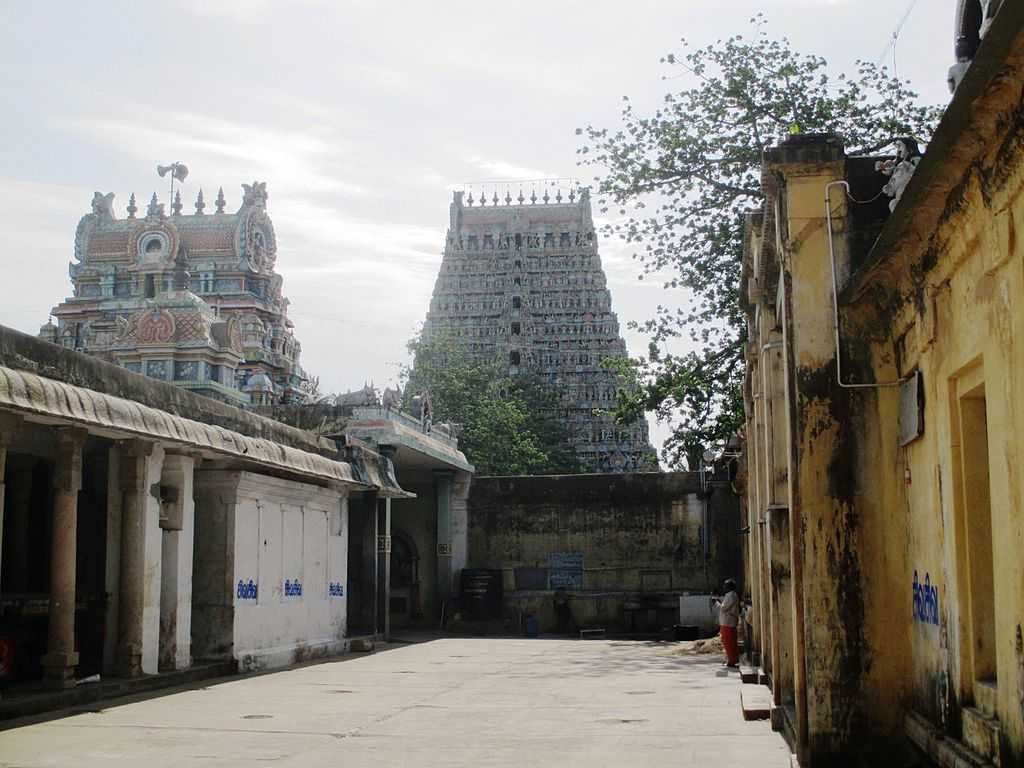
[548,553,584,589]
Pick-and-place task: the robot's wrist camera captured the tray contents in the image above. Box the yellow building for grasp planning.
[741,4,1024,765]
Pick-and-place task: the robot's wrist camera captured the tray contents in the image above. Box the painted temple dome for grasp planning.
[244,372,275,393]
[44,180,310,406]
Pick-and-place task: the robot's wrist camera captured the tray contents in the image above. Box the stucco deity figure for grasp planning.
[382,386,402,413]
[410,392,432,431]
[876,138,923,212]
[91,192,116,219]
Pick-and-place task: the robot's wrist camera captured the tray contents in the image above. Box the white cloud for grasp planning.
[63,109,368,200]
[465,156,555,182]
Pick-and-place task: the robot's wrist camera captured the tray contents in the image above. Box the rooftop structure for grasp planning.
[42,181,308,406]
[421,182,657,472]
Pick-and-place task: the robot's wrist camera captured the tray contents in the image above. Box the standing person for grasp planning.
[715,579,741,668]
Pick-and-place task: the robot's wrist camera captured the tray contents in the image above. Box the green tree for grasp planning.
[578,16,943,468]
[403,333,581,475]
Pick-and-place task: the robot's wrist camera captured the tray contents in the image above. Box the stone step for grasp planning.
[740,685,772,721]
[963,705,1002,766]
[975,679,998,718]
[905,711,990,768]
[740,665,759,684]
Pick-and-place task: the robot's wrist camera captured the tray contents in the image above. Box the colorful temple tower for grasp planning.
[42,182,309,405]
[421,183,657,472]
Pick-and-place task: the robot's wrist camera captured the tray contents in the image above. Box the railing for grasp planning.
[348,405,460,449]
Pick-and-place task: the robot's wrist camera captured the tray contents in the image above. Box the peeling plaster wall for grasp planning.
[744,135,914,765]
[742,18,1024,761]
[852,90,1024,758]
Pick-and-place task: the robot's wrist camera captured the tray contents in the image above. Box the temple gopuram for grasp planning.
[421,183,657,472]
[41,181,308,406]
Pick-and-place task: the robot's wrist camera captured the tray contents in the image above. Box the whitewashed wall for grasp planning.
[194,471,349,671]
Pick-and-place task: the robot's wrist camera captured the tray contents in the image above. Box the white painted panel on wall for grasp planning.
[282,505,304,600]
[258,500,282,604]
[235,497,260,606]
[305,509,328,601]
[327,500,346,603]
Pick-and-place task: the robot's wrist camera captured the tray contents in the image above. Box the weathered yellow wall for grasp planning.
[857,148,1024,755]
[783,162,912,758]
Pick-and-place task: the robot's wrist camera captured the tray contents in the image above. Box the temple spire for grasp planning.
[146,192,164,218]
[127,193,138,219]
[171,190,183,215]
[215,187,226,214]
[195,188,205,215]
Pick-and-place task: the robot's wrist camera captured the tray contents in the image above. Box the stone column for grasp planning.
[42,428,87,688]
[434,471,454,611]
[449,472,471,595]
[376,496,391,640]
[355,491,379,637]
[118,440,164,676]
[159,453,196,671]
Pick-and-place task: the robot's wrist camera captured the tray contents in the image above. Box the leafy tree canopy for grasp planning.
[403,332,581,476]
[578,15,943,469]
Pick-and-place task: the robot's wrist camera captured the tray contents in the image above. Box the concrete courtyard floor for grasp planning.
[0,638,790,767]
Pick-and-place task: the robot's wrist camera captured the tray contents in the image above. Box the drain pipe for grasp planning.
[825,181,905,389]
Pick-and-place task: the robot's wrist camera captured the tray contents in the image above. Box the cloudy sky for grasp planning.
[1,0,953,461]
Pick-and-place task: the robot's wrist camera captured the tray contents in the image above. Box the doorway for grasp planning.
[950,365,997,699]
[389,531,420,627]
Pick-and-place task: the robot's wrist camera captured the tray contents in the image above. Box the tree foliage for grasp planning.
[403,333,581,476]
[578,16,944,468]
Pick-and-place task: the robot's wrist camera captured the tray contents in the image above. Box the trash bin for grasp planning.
[525,615,539,638]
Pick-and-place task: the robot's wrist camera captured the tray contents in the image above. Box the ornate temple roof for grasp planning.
[49,180,309,406]
[74,182,277,275]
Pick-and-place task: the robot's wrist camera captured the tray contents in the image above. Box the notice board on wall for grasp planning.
[460,569,503,619]
[548,552,584,589]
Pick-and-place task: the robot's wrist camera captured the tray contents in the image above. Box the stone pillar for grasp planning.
[118,440,164,676]
[42,428,87,688]
[358,491,379,637]
[375,496,391,640]
[449,471,471,595]
[768,504,795,708]
[102,444,122,675]
[159,453,196,671]
[434,471,454,611]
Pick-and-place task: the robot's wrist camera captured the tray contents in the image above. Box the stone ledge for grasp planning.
[0,660,237,724]
[905,711,991,768]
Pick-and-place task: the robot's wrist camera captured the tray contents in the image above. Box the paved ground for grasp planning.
[0,638,790,767]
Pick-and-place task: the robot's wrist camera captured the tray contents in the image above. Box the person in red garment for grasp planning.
[715,579,741,668]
